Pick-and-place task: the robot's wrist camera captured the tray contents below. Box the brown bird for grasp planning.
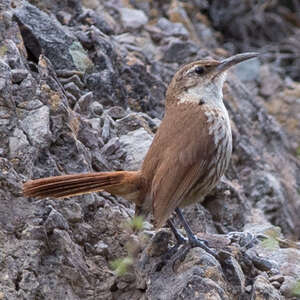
[23,53,258,254]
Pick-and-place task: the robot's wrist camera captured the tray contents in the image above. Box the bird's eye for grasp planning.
[194,66,205,75]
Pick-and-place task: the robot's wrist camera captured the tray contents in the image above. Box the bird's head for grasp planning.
[166,52,258,106]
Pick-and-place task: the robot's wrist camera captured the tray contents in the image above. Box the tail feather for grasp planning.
[23,171,142,203]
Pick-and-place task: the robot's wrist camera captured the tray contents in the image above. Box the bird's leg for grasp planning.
[162,219,187,260]
[167,219,187,245]
[175,208,217,258]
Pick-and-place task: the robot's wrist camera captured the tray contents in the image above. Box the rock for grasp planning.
[272,281,281,289]
[61,202,83,223]
[44,207,69,233]
[89,101,103,116]
[68,41,94,72]
[270,275,285,284]
[220,253,246,295]
[233,57,260,82]
[8,127,30,158]
[106,106,127,120]
[10,69,28,83]
[94,241,109,257]
[101,116,112,142]
[251,255,274,272]
[259,65,282,97]
[21,224,45,240]
[63,81,82,99]
[195,23,218,49]
[116,112,159,135]
[146,229,171,257]
[77,9,114,35]
[119,8,148,30]
[156,17,189,39]
[74,92,94,114]
[137,246,230,300]
[30,0,83,17]
[247,171,293,234]
[86,70,127,108]
[161,39,198,63]
[0,1,299,299]
[251,275,282,300]
[280,276,299,298]
[14,2,92,71]
[119,128,153,170]
[101,137,120,157]
[21,105,51,147]
[263,81,300,153]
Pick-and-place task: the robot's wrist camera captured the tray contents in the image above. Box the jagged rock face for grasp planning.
[0,0,299,299]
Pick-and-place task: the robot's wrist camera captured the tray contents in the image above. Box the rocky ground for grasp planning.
[0,0,300,299]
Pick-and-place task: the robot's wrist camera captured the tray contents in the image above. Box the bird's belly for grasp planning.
[181,129,232,207]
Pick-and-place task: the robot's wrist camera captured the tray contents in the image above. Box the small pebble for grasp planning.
[271,281,281,289]
[11,69,28,83]
[245,285,252,293]
[269,274,284,283]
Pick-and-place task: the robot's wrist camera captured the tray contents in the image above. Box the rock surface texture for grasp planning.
[0,0,300,299]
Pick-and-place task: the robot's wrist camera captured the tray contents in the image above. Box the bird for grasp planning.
[23,52,258,255]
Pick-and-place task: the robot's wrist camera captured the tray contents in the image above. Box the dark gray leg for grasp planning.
[163,219,187,260]
[167,219,187,244]
[175,208,217,258]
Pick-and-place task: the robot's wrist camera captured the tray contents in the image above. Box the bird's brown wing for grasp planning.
[142,103,217,228]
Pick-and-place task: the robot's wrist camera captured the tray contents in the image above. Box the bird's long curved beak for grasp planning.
[216,52,259,75]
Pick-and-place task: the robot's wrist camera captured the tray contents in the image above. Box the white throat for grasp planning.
[178,73,227,108]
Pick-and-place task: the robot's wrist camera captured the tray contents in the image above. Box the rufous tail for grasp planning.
[23,171,142,203]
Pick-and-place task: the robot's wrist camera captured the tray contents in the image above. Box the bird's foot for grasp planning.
[187,234,218,258]
[163,242,183,261]
[166,219,217,259]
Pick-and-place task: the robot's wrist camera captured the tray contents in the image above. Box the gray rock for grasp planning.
[161,39,198,63]
[44,207,69,233]
[59,74,85,89]
[14,2,91,71]
[116,112,156,135]
[74,92,94,114]
[270,275,285,284]
[68,41,93,72]
[146,229,171,257]
[77,9,114,35]
[119,8,148,30]
[63,81,82,99]
[21,105,50,147]
[233,57,260,82]
[259,65,282,97]
[251,254,274,271]
[86,70,127,108]
[221,253,246,295]
[92,150,111,171]
[119,127,153,170]
[280,276,299,298]
[251,275,282,300]
[106,106,127,120]
[10,69,28,83]
[195,23,218,49]
[8,127,29,158]
[137,246,229,300]
[101,137,120,157]
[248,171,292,234]
[156,18,189,39]
[21,224,46,241]
[61,202,83,223]
[94,241,109,256]
[0,1,299,299]
[89,101,103,116]
[78,121,100,150]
